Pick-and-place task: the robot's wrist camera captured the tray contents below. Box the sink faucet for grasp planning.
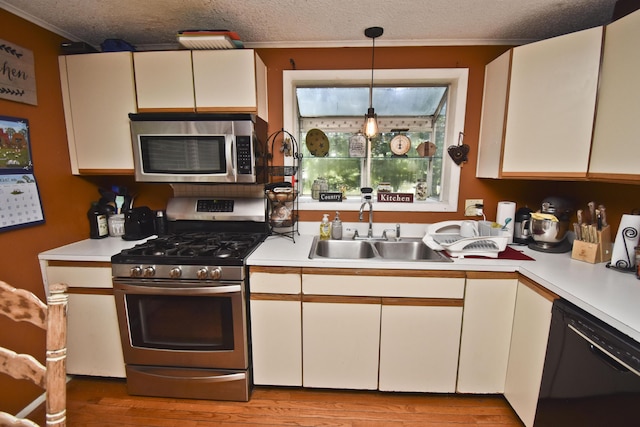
[357,187,374,239]
[359,199,374,238]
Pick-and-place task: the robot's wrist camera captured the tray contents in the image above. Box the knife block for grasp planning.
[571,225,612,264]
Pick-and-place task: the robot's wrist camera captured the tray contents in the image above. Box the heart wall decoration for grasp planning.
[447,132,470,165]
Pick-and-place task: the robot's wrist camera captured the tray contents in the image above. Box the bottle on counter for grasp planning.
[331,211,343,240]
[88,201,109,239]
[320,214,331,240]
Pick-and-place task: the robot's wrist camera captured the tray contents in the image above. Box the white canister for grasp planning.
[496,201,516,243]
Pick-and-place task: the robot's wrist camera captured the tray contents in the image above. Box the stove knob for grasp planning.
[143,266,156,277]
[130,266,143,278]
[196,267,209,280]
[210,267,222,280]
[169,267,182,279]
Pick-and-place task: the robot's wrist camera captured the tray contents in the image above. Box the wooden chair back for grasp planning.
[0,280,68,427]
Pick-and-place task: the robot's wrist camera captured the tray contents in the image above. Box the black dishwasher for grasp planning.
[535,299,640,427]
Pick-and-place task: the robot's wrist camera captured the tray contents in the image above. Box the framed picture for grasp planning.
[0,115,44,231]
[0,115,32,172]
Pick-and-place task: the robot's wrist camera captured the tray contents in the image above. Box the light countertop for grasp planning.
[248,232,640,343]
[38,228,640,343]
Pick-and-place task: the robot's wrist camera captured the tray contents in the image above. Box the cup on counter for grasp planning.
[460,220,478,238]
[108,213,125,237]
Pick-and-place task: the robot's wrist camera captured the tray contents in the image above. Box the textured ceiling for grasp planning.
[0,0,621,49]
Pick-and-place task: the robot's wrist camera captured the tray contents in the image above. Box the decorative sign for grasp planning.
[0,116,44,232]
[319,192,343,202]
[377,192,414,203]
[0,39,37,106]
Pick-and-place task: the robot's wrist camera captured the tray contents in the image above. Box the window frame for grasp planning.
[282,68,468,213]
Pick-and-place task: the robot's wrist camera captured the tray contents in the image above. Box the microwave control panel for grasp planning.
[236,136,252,174]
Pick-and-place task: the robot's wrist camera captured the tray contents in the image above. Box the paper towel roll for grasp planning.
[496,201,516,243]
[611,214,640,269]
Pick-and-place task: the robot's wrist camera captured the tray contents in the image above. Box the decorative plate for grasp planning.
[305,128,330,157]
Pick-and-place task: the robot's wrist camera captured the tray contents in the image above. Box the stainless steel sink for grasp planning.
[313,239,377,259]
[309,237,451,262]
[373,239,449,261]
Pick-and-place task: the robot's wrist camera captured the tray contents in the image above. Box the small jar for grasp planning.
[312,177,328,200]
[377,182,392,193]
[415,179,428,201]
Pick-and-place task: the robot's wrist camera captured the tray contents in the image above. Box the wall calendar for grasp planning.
[0,115,44,232]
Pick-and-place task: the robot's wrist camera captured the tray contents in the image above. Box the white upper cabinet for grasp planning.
[133,49,268,121]
[477,27,603,179]
[590,9,640,182]
[133,50,195,112]
[59,52,137,174]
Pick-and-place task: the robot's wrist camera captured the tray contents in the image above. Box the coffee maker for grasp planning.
[514,206,533,245]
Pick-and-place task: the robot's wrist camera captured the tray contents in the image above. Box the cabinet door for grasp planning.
[302,299,381,390]
[504,280,555,427]
[590,9,640,181]
[46,263,125,377]
[492,27,602,178]
[457,274,518,393]
[250,297,302,386]
[476,50,511,179]
[67,293,126,377]
[192,50,258,113]
[379,301,463,393]
[59,52,137,174]
[249,267,302,386]
[133,51,195,112]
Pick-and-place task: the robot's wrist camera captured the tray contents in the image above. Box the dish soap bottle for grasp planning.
[320,214,331,240]
[331,211,342,240]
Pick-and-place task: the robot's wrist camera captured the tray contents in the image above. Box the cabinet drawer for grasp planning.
[302,271,464,299]
[249,267,301,294]
[46,263,113,289]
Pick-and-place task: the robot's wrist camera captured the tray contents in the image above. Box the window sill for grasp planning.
[298,196,457,212]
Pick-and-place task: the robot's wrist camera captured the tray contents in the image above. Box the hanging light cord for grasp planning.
[369,36,375,108]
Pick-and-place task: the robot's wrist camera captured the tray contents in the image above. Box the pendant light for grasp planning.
[364,26,383,138]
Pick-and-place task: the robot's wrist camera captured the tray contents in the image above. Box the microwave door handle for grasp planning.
[227,135,236,181]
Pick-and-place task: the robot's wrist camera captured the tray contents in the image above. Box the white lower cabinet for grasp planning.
[301,269,465,392]
[457,272,518,393]
[303,298,381,389]
[43,261,126,377]
[379,301,462,392]
[249,267,302,386]
[504,278,556,427]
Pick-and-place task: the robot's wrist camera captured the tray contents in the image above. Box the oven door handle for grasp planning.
[114,282,242,296]
[142,370,246,383]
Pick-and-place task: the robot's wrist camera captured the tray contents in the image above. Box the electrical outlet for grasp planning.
[464,199,483,216]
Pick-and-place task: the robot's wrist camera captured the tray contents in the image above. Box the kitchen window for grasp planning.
[283,69,468,212]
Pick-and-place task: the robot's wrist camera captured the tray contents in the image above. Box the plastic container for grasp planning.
[88,202,108,239]
[331,212,343,240]
[319,214,331,240]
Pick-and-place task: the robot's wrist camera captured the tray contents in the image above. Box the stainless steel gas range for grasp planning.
[111,197,267,402]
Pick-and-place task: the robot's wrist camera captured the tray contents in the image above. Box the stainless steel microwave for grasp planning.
[129,113,267,183]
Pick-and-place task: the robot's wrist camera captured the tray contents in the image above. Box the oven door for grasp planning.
[113,280,247,370]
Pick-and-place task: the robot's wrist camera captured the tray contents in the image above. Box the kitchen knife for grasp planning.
[577,209,583,226]
[573,222,582,241]
[588,201,596,225]
[598,205,608,227]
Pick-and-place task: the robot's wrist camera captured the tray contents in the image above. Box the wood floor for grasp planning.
[29,376,523,426]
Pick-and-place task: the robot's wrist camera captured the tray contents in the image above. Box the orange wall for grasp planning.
[2,8,640,414]
[256,47,640,229]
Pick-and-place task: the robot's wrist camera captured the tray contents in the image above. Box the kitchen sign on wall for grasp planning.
[0,39,37,106]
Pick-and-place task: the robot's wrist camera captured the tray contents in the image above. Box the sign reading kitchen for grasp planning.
[378,193,414,203]
[0,39,37,106]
